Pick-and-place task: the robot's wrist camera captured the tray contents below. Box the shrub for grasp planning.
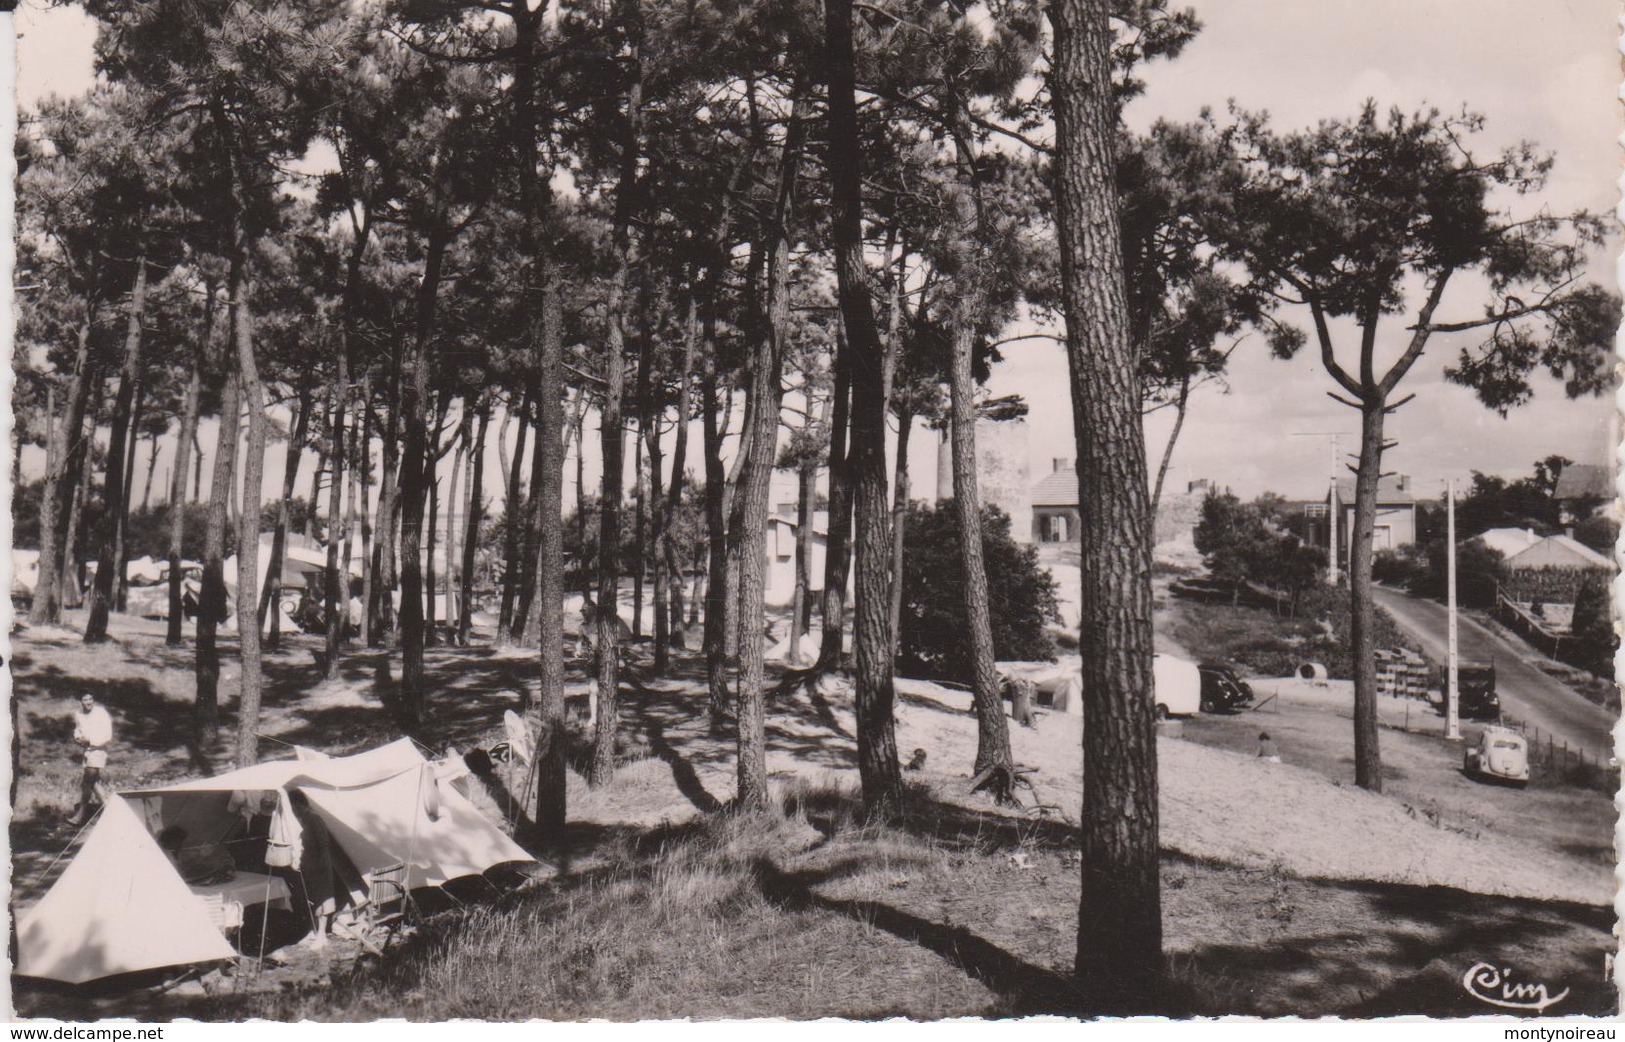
[1372,547,1428,588]
[898,501,1057,681]
[1569,572,1616,678]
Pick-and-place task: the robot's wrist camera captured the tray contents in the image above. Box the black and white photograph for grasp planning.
[4,0,1620,1026]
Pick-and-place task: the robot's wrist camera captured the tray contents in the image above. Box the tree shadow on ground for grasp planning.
[626,678,725,814]
[1168,877,1616,1017]
[749,854,1076,1016]
[784,781,1078,855]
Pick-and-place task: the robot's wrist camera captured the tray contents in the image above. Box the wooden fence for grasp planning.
[1497,711,1616,793]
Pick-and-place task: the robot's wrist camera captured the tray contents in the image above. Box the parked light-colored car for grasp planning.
[1464,725,1529,787]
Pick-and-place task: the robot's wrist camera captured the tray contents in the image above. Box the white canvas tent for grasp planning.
[995,653,1202,716]
[17,740,533,984]
[15,797,239,984]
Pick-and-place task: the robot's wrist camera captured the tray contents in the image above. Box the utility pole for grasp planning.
[1446,477,1461,741]
[1292,432,1350,585]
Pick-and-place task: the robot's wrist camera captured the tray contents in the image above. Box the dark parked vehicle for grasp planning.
[1197,663,1254,713]
[1435,661,1498,720]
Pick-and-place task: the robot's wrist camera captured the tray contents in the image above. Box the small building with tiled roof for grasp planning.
[1031,461,1079,543]
[1290,475,1419,564]
[1552,463,1612,521]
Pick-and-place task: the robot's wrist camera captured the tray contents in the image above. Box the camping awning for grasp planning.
[129,739,533,889]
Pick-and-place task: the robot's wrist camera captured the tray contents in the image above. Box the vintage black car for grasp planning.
[1197,663,1254,713]
[1456,662,1498,719]
[1434,662,1498,720]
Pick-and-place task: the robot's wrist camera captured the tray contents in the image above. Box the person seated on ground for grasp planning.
[1257,731,1282,764]
[157,825,238,885]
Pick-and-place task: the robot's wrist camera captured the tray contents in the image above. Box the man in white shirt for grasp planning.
[69,692,113,826]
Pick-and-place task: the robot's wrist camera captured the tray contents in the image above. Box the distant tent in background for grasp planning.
[16,740,534,984]
[124,556,165,585]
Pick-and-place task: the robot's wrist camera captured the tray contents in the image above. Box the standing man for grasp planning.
[69,691,113,825]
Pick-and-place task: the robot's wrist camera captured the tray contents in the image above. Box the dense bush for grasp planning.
[1372,547,1428,588]
[1571,515,1618,556]
[1410,536,1503,608]
[898,501,1058,682]
[1193,490,1326,613]
[1569,572,1616,679]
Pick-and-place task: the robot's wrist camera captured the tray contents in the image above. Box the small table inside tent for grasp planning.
[188,872,293,932]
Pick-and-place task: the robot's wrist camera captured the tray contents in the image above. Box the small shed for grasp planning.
[1031,462,1079,544]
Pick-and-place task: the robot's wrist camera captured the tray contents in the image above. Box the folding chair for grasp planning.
[351,862,411,958]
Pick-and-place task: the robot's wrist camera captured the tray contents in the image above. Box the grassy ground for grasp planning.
[9,609,1617,1020]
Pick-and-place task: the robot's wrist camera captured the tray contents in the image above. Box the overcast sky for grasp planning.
[11,0,1621,516]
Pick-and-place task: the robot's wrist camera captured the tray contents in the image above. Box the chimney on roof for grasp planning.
[1053,458,1069,474]
[1394,475,1409,492]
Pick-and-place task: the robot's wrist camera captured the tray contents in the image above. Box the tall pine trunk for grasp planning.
[731,99,807,809]
[443,413,468,640]
[700,351,732,731]
[425,395,451,647]
[533,267,569,836]
[496,386,532,643]
[632,406,647,641]
[507,3,569,837]
[888,407,912,659]
[140,430,160,512]
[230,241,271,770]
[815,336,852,671]
[458,400,489,643]
[114,376,146,613]
[661,289,697,656]
[397,226,449,729]
[196,370,241,749]
[371,345,403,646]
[788,460,816,664]
[85,255,149,643]
[61,431,93,610]
[167,307,207,646]
[1350,401,1385,790]
[33,311,98,626]
[825,0,901,809]
[1148,371,1191,518]
[946,118,1015,798]
[324,358,350,677]
[263,391,310,648]
[640,341,666,669]
[1051,0,1163,1008]
[514,396,548,644]
[590,0,642,787]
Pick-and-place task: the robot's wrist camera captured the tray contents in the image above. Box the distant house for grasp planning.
[1291,475,1418,563]
[1031,460,1079,543]
[1030,465,1207,547]
[765,502,828,607]
[1477,525,1612,604]
[1552,463,1613,522]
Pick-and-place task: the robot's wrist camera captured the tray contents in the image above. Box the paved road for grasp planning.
[1373,586,1617,760]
